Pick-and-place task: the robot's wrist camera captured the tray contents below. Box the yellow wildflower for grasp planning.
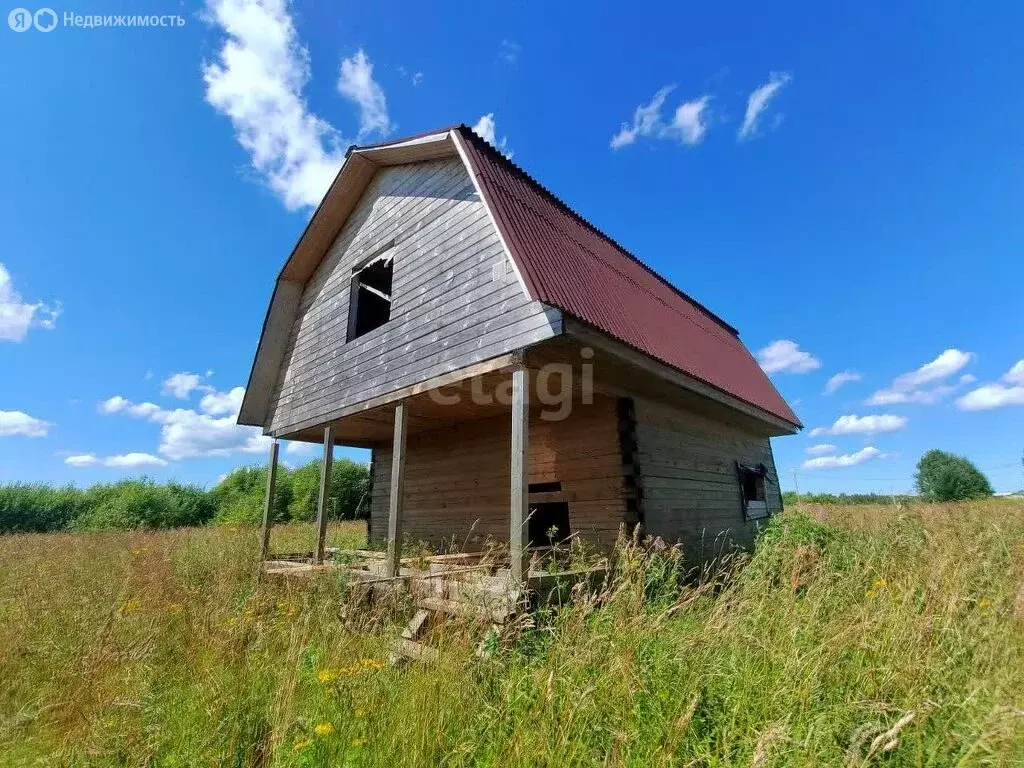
[121,599,141,613]
[314,722,334,737]
[354,708,365,718]
[873,578,888,589]
[317,669,339,684]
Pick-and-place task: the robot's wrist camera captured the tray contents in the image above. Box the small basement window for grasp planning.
[347,246,394,341]
[737,462,770,520]
[528,502,571,548]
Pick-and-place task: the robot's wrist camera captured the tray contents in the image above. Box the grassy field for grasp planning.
[1,502,1022,766]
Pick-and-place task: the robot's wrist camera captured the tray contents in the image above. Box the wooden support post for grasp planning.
[259,440,279,562]
[510,367,529,583]
[385,402,408,578]
[314,425,334,565]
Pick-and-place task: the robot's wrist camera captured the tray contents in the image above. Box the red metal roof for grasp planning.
[455,125,801,429]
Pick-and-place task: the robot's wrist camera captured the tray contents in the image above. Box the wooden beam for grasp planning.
[385,402,409,578]
[259,440,279,561]
[272,352,522,439]
[510,367,529,583]
[314,425,335,565]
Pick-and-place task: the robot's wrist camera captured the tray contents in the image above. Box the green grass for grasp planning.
[1,503,1022,766]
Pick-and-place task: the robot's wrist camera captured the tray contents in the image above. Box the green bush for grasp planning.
[0,484,86,533]
[289,458,371,522]
[72,479,216,531]
[914,449,994,501]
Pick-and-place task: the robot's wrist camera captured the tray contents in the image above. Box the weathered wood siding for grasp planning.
[267,156,562,436]
[634,397,782,560]
[370,396,626,550]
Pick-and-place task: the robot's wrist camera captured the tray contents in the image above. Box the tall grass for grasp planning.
[0,503,1021,766]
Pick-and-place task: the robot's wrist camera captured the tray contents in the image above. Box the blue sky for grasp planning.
[2,0,1023,493]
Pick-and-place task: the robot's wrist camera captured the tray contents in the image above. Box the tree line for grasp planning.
[0,458,370,534]
[785,449,997,506]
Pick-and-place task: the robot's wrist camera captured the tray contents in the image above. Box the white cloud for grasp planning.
[65,452,168,469]
[956,384,1024,411]
[663,96,711,145]
[162,372,209,399]
[610,86,712,149]
[202,0,348,210]
[156,406,271,461]
[955,360,1024,411]
[802,446,884,471]
[806,443,837,456]
[866,349,973,406]
[958,385,1024,415]
[472,113,510,155]
[755,339,821,375]
[99,396,163,418]
[65,454,98,467]
[199,386,245,416]
[498,39,521,65]
[611,85,674,149]
[0,410,50,438]
[738,72,792,140]
[1003,360,1024,386]
[412,71,423,86]
[337,49,392,140]
[0,263,60,342]
[99,388,271,461]
[824,371,862,394]
[809,413,908,437]
[892,349,972,390]
[285,440,316,455]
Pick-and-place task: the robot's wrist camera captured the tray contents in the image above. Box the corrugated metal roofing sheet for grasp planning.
[455,125,801,429]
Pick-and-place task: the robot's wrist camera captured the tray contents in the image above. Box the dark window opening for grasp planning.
[347,248,394,341]
[528,481,562,494]
[528,501,571,547]
[737,462,769,520]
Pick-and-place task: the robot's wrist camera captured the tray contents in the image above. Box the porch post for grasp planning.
[385,401,408,578]
[259,440,279,561]
[510,367,529,583]
[314,424,334,565]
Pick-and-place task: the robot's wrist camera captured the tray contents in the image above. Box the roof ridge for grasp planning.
[455,124,740,338]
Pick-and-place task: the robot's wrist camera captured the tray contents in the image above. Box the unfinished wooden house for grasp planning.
[238,124,801,582]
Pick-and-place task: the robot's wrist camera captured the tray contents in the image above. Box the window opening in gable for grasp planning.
[347,247,394,341]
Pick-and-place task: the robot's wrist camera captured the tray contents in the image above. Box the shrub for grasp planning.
[288,458,370,522]
[0,483,86,533]
[914,449,994,501]
[73,479,215,530]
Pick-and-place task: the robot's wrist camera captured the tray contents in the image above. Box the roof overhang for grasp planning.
[564,318,801,436]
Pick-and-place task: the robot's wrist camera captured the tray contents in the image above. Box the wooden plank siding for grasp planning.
[633,397,782,562]
[369,395,626,550]
[267,156,561,436]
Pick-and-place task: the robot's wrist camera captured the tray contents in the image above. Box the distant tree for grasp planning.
[914,450,994,501]
[288,458,370,521]
[210,466,292,525]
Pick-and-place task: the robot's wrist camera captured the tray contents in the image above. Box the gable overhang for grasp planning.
[238,128,471,428]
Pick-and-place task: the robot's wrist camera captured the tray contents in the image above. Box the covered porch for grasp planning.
[257,348,605,588]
